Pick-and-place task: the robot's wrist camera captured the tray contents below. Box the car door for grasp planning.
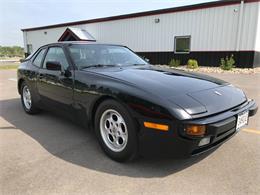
[25,47,47,104]
[37,46,74,111]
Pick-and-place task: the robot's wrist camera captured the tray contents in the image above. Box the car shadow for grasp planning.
[0,98,216,178]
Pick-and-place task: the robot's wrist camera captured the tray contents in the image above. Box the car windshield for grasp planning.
[68,44,148,69]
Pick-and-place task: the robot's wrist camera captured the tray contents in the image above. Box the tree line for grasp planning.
[0,46,24,58]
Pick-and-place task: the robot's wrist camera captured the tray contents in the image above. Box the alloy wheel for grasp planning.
[22,85,32,110]
[99,109,128,152]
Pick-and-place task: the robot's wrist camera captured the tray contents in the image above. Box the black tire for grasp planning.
[94,99,139,162]
[20,81,40,114]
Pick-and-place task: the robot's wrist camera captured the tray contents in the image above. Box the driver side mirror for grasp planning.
[144,58,150,63]
[46,61,62,71]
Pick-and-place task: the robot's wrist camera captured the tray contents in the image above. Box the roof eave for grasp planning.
[21,0,259,32]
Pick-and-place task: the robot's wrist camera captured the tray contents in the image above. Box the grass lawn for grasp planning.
[0,63,19,70]
[0,57,21,60]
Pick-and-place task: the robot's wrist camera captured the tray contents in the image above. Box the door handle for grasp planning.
[63,70,72,78]
[39,74,44,79]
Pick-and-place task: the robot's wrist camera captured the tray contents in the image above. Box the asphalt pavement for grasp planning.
[0,70,259,195]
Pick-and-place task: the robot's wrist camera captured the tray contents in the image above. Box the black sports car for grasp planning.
[17,42,258,162]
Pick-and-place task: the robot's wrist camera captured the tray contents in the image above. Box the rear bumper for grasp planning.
[138,100,258,157]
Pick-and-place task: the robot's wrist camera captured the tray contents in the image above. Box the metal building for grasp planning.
[21,0,260,68]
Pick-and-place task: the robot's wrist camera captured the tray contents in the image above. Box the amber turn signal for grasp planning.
[144,122,169,131]
[185,125,206,136]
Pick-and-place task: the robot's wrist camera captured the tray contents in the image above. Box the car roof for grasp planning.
[41,41,125,48]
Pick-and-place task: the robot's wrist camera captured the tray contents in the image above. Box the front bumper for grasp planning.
[138,100,258,157]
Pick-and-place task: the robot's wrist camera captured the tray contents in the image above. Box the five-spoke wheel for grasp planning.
[95,100,138,162]
[100,109,128,152]
[20,81,40,114]
[22,85,32,110]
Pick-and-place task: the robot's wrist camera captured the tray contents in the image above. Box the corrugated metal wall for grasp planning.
[253,3,260,67]
[24,2,258,53]
[239,1,259,51]
[91,4,242,52]
[254,2,260,52]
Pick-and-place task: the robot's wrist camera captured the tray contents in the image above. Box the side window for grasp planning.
[43,47,69,69]
[32,48,46,67]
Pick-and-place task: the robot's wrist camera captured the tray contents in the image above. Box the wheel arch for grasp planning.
[18,78,25,94]
[90,95,139,130]
[90,95,115,127]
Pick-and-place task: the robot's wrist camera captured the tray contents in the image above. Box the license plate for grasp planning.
[236,111,249,130]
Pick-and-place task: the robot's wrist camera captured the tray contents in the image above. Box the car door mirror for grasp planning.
[46,61,62,71]
[144,58,150,63]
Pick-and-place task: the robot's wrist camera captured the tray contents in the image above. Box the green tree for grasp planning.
[0,46,24,58]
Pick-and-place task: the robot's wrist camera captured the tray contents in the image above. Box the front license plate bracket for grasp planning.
[236,111,249,130]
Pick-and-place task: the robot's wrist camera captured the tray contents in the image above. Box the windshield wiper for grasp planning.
[81,64,116,69]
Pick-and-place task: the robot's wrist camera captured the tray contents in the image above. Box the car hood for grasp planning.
[85,66,247,116]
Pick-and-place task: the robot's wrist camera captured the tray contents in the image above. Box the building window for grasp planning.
[27,44,33,54]
[174,36,191,54]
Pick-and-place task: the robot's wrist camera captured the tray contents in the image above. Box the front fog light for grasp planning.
[198,137,211,146]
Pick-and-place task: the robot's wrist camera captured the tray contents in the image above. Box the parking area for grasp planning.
[0,69,259,194]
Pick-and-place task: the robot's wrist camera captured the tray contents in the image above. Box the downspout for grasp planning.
[236,0,244,51]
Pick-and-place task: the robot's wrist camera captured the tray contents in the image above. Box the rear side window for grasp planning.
[32,49,46,67]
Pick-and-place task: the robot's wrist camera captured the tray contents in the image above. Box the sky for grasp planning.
[0,0,217,47]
